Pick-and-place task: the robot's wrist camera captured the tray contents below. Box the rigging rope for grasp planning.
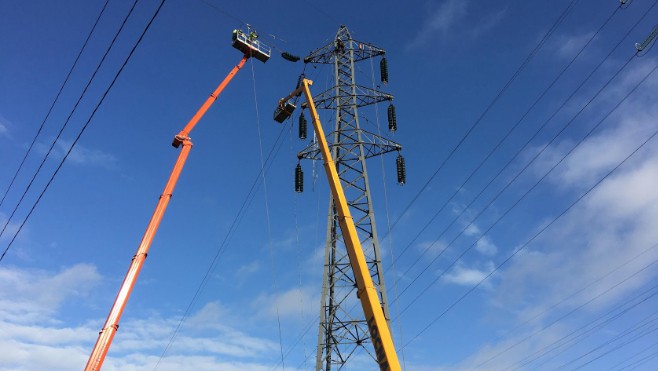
[249,57,286,370]
[155,120,291,369]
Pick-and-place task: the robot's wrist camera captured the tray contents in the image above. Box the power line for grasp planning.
[268,3,655,367]
[0,0,141,256]
[381,0,581,238]
[471,244,658,368]
[619,346,658,370]
[0,0,167,263]
[475,258,658,368]
[154,122,291,369]
[559,314,658,370]
[607,339,658,370]
[264,3,657,367]
[391,0,657,283]
[0,0,111,210]
[399,60,658,347]
[510,285,658,370]
[395,44,648,305]
[387,0,633,277]
[197,0,245,26]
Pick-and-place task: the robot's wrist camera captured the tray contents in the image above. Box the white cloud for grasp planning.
[442,261,494,286]
[457,324,570,369]
[409,0,469,48]
[0,263,101,324]
[0,212,23,245]
[35,138,117,169]
[541,111,657,191]
[0,264,102,369]
[0,264,283,370]
[453,63,658,368]
[235,260,261,281]
[0,121,8,138]
[476,236,498,256]
[416,239,448,260]
[110,302,278,359]
[462,222,498,255]
[252,286,319,320]
[469,8,507,39]
[551,32,596,59]
[409,1,506,49]
[464,223,480,237]
[57,139,118,169]
[493,91,658,314]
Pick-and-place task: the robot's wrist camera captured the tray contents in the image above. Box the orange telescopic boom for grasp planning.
[85,30,270,371]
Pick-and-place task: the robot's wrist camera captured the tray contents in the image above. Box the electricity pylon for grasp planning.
[298,25,403,370]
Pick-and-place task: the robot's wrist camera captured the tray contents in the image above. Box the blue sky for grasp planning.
[1,0,658,370]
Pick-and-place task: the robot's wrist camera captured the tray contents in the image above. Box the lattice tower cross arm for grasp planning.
[299,78,401,371]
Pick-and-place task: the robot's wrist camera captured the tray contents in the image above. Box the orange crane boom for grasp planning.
[85,30,270,370]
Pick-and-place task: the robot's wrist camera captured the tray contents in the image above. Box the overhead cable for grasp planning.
[0,0,167,263]
[0,0,111,210]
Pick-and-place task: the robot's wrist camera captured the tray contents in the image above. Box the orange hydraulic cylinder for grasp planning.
[84,55,248,371]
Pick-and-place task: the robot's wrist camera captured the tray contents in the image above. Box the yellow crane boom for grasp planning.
[276,78,401,371]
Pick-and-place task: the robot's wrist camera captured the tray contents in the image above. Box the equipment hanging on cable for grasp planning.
[282,51,301,62]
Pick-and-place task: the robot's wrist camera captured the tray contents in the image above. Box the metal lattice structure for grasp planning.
[299,26,401,370]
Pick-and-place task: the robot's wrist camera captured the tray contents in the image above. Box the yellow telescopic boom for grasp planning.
[280,79,401,371]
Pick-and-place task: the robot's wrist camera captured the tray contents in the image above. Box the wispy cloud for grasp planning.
[56,139,117,169]
[0,213,23,245]
[0,263,101,324]
[470,7,507,39]
[0,121,8,138]
[464,221,498,256]
[551,31,596,59]
[34,138,118,170]
[409,0,469,48]
[252,285,319,321]
[443,261,494,286]
[235,260,261,281]
[456,62,658,368]
[409,1,506,49]
[0,264,283,370]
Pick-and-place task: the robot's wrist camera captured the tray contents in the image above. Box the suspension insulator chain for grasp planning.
[380,57,389,84]
[388,103,397,132]
[295,163,304,192]
[396,154,406,185]
[295,74,305,96]
[299,111,307,139]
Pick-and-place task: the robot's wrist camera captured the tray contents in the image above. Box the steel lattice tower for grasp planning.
[298,26,402,370]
